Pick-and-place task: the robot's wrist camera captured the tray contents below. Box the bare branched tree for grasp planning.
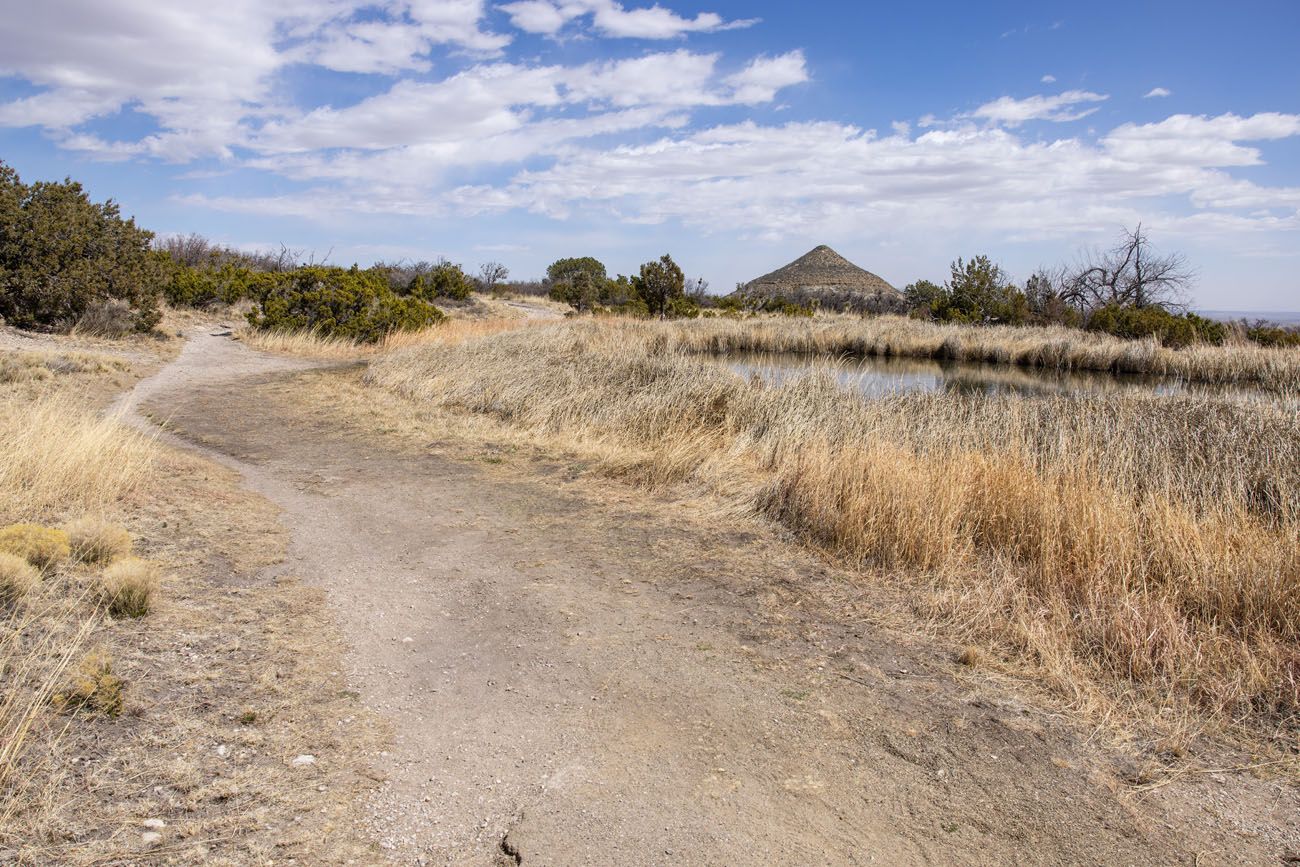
[478,261,509,293]
[685,277,710,303]
[1063,224,1193,311]
[154,232,216,267]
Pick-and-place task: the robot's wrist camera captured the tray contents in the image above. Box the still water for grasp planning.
[717,351,1284,403]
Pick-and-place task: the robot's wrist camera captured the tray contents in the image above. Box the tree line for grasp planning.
[897,226,1272,348]
[0,160,1295,347]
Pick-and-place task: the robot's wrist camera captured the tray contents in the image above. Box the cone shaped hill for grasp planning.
[727,245,906,313]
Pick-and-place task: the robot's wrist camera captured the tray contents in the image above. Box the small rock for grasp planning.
[142,832,162,846]
[402,636,413,643]
[142,818,166,830]
[292,754,317,767]
[216,744,229,758]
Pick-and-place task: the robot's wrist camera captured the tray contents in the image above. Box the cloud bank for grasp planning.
[0,0,1296,260]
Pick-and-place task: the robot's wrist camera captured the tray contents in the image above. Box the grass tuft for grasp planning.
[0,524,71,570]
[238,316,549,359]
[956,646,985,667]
[99,557,160,618]
[51,650,125,717]
[64,516,133,565]
[0,551,40,603]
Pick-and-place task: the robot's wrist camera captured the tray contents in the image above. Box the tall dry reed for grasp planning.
[367,319,1300,739]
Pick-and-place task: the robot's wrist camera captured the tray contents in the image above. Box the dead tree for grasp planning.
[1062,224,1193,311]
[478,261,509,293]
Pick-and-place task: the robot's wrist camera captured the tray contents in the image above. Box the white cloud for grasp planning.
[3,2,1297,274]
[454,112,1299,239]
[1144,87,1172,99]
[1040,74,1056,84]
[299,0,509,73]
[0,0,751,160]
[567,51,721,106]
[496,0,569,34]
[0,0,511,158]
[972,90,1108,125]
[232,47,805,192]
[499,0,756,39]
[187,110,1300,254]
[1103,112,1300,167]
[0,0,287,157]
[724,51,809,105]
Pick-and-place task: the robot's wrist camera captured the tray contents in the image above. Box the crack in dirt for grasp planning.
[498,832,523,865]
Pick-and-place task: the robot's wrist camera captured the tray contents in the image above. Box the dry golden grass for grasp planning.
[238,326,376,359]
[366,317,1300,745]
[98,557,159,618]
[63,517,133,565]
[0,382,159,852]
[675,315,1300,391]
[0,524,71,571]
[0,349,128,384]
[239,316,551,359]
[0,581,99,834]
[0,551,39,603]
[0,395,156,523]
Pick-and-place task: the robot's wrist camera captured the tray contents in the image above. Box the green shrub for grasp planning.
[163,261,287,308]
[246,266,444,342]
[904,259,1028,325]
[1247,325,1300,348]
[750,297,814,317]
[1187,312,1227,345]
[667,295,702,319]
[633,254,685,318]
[547,257,611,312]
[0,161,161,332]
[547,256,608,286]
[407,262,473,302]
[550,270,602,311]
[1086,305,1223,349]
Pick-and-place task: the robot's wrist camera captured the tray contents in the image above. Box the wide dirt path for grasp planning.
[124,331,1294,865]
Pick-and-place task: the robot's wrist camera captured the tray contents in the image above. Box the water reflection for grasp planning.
[718,351,1285,404]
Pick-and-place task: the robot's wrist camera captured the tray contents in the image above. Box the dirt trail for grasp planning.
[123,330,1296,865]
[502,300,564,319]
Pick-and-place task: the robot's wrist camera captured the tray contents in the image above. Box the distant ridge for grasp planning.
[1198,309,1300,326]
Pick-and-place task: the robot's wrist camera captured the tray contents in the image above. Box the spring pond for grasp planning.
[716,350,1286,404]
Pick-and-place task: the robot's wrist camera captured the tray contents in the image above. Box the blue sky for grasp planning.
[2,0,1298,309]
